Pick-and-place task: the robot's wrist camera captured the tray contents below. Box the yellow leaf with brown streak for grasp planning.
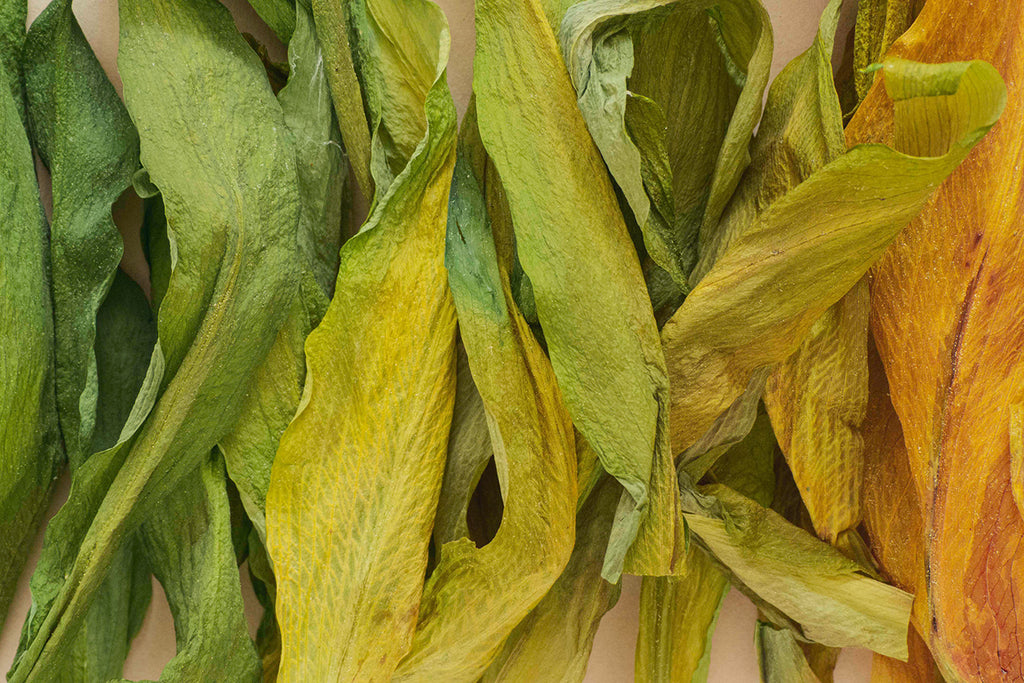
[847,2,1024,678]
[861,341,930,637]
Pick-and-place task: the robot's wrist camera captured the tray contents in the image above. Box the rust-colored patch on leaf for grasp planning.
[848,2,1024,678]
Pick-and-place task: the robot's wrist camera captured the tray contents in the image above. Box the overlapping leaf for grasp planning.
[482,479,622,683]
[10,0,300,677]
[392,146,577,681]
[637,414,775,682]
[221,0,341,543]
[132,454,260,682]
[23,0,139,471]
[560,0,772,287]
[21,9,156,673]
[475,0,680,580]
[662,54,1005,461]
[681,483,913,658]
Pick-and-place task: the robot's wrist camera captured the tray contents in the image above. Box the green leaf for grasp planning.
[246,0,296,43]
[220,0,339,543]
[264,0,458,678]
[475,0,681,581]
[276,0,347,296]
[682,484,913,658]
[0,7,61,632]
[433,340,495,547]
[20,9,154,672]
[755,622,822,683]
[312,0,373,198]
[636,552,728,683]
[0,0,25,112]
[636,413,776,682]
[132,453,261,682]
[23,0,140,472]
[393,143,577,681]
[560,0,773,287]
[662,54,1005,459]
[690,0,844,283]
[10,0,301,677]
[482,479,622,683]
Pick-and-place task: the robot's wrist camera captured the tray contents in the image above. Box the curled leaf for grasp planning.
[663,55,1005,459]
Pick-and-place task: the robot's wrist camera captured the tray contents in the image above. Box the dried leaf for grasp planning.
[637,414,775,682]
[133,454,260,681]
[682,484,913,658]
[393,145,576,681]
[475,0,680,580]
[10,0,300,677]
[662,55,1004,460]
[265,0,458,678]
[0,2,61,631]
[23,0,139,470]
[848,1,1023,677]
[755,622,822,683]
[482,479,622,683]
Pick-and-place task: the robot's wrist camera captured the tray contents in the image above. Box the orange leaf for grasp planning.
[849,2,1024,678]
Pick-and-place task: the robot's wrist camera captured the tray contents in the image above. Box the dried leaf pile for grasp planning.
[0,0,1018,681]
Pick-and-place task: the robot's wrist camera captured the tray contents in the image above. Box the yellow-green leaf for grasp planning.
[482,479,623,683]
[265,0,458,678]
[662,55,1005,459]
[393,145,576,682]
[475,0,680,580]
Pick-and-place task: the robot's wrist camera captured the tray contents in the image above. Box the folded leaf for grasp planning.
[21,8,155,674]
[220,0,339,543]
[312,0,373,198]
[277,0,347,296]
[23,0,139,471]
[10,0,300,677]
[246,0,296,42]
[561,0,772,285]
[393,143,577,681]
[848,2,1023,677]
[475,0,680,579]
[662,54,1004,459]
[433,340,495,547]
[851,0,923,103]
[133,453,260,682]
[636,552,728,683]
[637,413,775,682]
[482,478,622,683]
[0,5,61,631]
[755,622,822,683]
[690,0,844,282]
[682,484,913,658]
[265,1,458,678]
[870,628,941,683]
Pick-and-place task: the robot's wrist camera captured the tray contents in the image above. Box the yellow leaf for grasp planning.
[265,1,458,679]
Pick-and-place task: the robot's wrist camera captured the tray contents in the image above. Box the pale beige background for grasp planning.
[1,0,873,680]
